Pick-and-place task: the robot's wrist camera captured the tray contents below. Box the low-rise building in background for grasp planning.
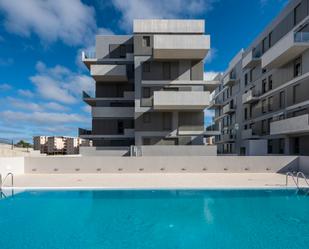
[33,136,91,155]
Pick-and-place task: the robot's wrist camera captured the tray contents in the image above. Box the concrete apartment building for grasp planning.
[33,136,91,155]
[209,0,309,156]
[80,19,218,154]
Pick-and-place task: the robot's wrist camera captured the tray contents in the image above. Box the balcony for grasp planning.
[92,107,134,118]
[242,129,259,140]
[153,91,209,110]
[261,31,309,69]
[204,124,221,136]
[270,114,309,135]
[90,64,128,81]
[208,99,223,109]
[223,72,236,86]
[220,133,235,143]
[153,34,210,59]
[79,129,135,139]
[242,50,261,69]
[83,91,134,105]
[242,89,260,104]
[223,103,236,114]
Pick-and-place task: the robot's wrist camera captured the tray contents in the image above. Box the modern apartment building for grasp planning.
[80,19,218,151]
[33,136,91,155]
[33,136,48,154]
[209,0,309,156]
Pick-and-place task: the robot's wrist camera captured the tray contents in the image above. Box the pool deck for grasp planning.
[2,173,308,189]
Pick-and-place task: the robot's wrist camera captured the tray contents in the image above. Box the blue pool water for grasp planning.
[0,189,308,249]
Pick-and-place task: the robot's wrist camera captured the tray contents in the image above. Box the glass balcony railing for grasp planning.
[83,51,96,59]
[294,32,309,43]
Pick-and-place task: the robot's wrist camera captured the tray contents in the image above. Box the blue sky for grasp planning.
[0,0,287,142]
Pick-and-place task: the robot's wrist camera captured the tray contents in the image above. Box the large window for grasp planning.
[293,84,300,104]
[262,99,267,113]
[268,96,273,112]
[143,62,150,73]
[294,4,302,26]
[268,75,273,90]
[294,57,302,78]
[142,36,150,47]
[262,79,267,94]
[279,91,285,108]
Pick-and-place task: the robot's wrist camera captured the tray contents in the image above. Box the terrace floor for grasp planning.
[2,173,308,189]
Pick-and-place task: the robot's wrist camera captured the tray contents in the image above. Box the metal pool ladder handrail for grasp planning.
[286,171,309,189]
[0,172,14,188]
[296,172,309,187]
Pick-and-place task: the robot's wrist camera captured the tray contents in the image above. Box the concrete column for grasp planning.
[284,137,291,155]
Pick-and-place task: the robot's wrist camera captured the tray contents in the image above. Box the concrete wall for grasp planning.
[24,156,298,174]
[0,157,24,175]
[79,147,130,157]
[136,145,217,156]
[299,156,309,174]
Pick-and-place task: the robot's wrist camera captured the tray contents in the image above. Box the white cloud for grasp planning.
[205,48,217,64]
[204,71,221,81]
[81,105,91,114]
[44,102,70,112]
[0,0,96,46]
[8,97,43,112]
[0,83,12,90]
[30,61,94,104]
[18,89,34,98]
[111,0,218,32]
[0,110,86,125]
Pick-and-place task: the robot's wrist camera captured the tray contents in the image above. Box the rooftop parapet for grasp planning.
[133,19,205,34]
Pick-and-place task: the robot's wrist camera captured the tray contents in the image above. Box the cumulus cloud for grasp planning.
[0,110,86,125]
[30,61,94,104]
[205,48,218,64]
[0,0,96,46]
[18,89,34,98]
[0,57,14,66]
[111,0,218,32]
[0,83,12,90]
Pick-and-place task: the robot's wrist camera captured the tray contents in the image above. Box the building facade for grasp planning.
[209,0,309,155]
[33,136,91,155]
[80,19,218,149]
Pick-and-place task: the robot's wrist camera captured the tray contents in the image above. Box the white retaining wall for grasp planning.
[0,157,24,175]
[23,156,298,174]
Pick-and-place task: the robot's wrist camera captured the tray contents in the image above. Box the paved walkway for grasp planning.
[2,173,308,189]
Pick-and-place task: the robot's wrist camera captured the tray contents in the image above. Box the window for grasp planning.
[262,79,267,94]
[119,45,126,58]
[142,87,151,98]
[267,118,272,134]
[262,99,267,113]
[268,32,273,48]
[142,36,150,47]
[143,62,150,73]
[143,113,151,123]
[293,84,300,104]
[162,113,171,130]
[249,68,254,82]
[244,73,248,86]
[294,4,302,26]
[268,75,273,90]
[294,137,300,154]
[294,57,302,77]
[279,138,284,154]
[262,120,267,135]
[262,37,268,53]
[279,91,285,108]
[163,62,171,80]
[268,140,273,154]
[249,104,253,118]
[268,96,273,112]
[244,108,248,120]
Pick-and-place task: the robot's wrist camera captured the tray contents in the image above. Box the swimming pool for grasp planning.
[0,189,308,249]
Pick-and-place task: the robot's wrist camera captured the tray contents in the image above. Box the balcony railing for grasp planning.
[242,129,259,140]
[83,51,96,59]
[270,114,309,135]
[223,103,236,114]
[294,32,309,43]
[242,89,260,104]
